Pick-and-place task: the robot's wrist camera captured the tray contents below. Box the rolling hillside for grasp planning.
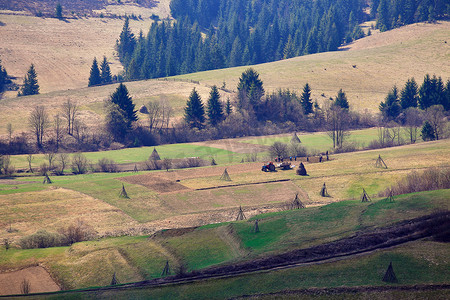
[0,19,448,135]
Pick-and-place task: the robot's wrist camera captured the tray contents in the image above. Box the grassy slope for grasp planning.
[177,21,450,112]
[2,138,449,243]
[0,21,449,135]
[1,189,448,294]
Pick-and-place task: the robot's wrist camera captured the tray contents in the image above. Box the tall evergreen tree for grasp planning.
[377,0,390,31]
[206,85,224,126]
[419,74,445,109]
[55,3,63,19]
[100,56,113,84]
[237,68,264,111]
[0,60,8,93]
[109,83,138,127]
[184,88,205,129]
[225,98,232,115]
[400,78,418,109]
[117,17,136,66]
[300,83,313,115]
[88,58,101,87]
[334,89,349,110]
[379,85,401,120]
[18,64,39,96]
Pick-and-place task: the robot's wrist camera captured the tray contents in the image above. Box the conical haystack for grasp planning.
[320,182,330,197]
[133,164,139,173]
[361,188,371,202]
[291,132,301,143]
[150,148,161,160]
[236,206,246,220]
[111,272,119,285]
[382,262,398,283]
[211,157,217,165]
[292,193,305,209]
[375,155,388,169]
[119,184,129,198]
[296,162,308,176]
[161,260,171,276]
[220,168,231,181]
[252,219,260,233]
[385,189,395,203]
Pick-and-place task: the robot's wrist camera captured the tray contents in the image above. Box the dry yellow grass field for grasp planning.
[177,21,450,111]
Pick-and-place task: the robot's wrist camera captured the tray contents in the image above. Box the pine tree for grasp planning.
[0,60,8,93]
[184,88,205,129]
[377,0,390,32]
[88,58,101,87]
[100,56,112,84]
[55,3,63,19]
[400,78,418,109]
[109,83,138,127]
[225,98,232,115]
[334,89,349,110]
[18,64,39,96]
[300,83,313,115]
[237,68,264,111]
[207,85,224,126]
[421,121,435,141]
[379,86,401,121]
[117,17,136,66]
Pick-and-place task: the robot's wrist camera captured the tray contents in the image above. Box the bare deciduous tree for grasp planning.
[71,153,89,174]
[147,99,173,133]
[26,154,34,173]
[56,153,69,175]
[147,100,161,132]
[54,114,64,151]
[29,106,49,149]
[61,99,79,135]
[426,105,447,140]
[45,152,56,170]
[403,107,422,144]
[325,103,350,149]
[6,123,13,145]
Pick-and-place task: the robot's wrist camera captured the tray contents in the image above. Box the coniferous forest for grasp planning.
[118,0,368,80]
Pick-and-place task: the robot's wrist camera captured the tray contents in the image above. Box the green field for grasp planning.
[2,189,448,296]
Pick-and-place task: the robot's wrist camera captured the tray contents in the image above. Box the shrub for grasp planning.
[269,142,289,159]
[98,157,118,173]
[289,143,308,157]
[58,219,97,245]
[379,167,450,197]
[144,159,162,170]
[19,230,66,249]
[71,153,89,174]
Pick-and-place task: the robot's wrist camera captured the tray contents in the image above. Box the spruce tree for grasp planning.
[0,60,8,93]
[207,85,224,126]
[400,78,418,109]
[18,64,39,96]
[100,56,113,84]
[109,83,138,127]
[379,86,401,121]
[225,98,232,115]
[184,88,205,129]
[237,68,264,111]
[421,121,435,141]
[334,89,349,110]
[55,3,63,19]
[117,17,136,66]
[300,83,313,115]
[88,58,101,87]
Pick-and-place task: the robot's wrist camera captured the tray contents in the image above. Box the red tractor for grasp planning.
[261,161,276,172]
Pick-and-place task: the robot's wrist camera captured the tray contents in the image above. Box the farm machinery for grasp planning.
[261,161,295,171]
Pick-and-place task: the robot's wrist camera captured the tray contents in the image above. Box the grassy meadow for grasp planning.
[1,189,448,294]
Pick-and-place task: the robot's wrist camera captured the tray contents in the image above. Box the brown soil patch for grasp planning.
[0,179,36,185]
[192,139,269,154]
[0,266,60,296]
[120,162,264,193]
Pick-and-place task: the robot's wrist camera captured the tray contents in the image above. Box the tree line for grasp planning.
[379,74,450,143]
[117,0,368,80]
[373,0,449,32]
